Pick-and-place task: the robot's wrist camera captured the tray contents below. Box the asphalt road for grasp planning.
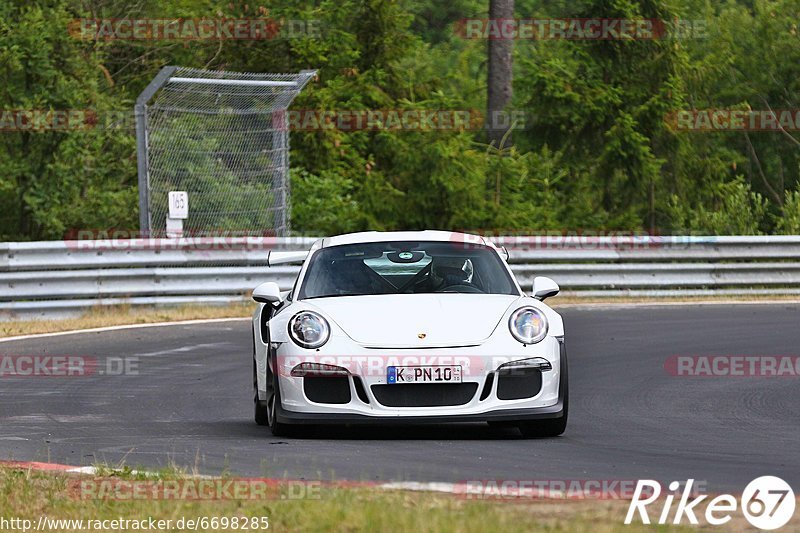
[1,304,798,492]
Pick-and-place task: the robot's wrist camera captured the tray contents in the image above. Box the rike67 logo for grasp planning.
[625,476,795,530]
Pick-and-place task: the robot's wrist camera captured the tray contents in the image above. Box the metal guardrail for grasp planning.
[2,236,799,319]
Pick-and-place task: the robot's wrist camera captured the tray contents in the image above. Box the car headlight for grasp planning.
[289,311,330,349]
[508,307,548,344]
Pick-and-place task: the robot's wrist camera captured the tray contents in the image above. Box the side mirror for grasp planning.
[532,276,559,301]
[252,282,283,305]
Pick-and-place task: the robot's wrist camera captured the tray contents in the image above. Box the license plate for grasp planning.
[387,365,462,384]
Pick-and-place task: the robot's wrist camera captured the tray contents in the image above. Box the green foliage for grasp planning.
[290,168,361,234]
[0,1,136,239]
[667,175,768,234]
[777,184,800,233]
[2,0,800,240]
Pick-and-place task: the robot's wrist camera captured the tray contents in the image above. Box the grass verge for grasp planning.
[0,303,252,338]
[551,294,800,306]
[0,465,685,532]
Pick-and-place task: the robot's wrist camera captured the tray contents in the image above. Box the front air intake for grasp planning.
[495,367,542,400]
[371,383,478,407]
[303,376,351,404]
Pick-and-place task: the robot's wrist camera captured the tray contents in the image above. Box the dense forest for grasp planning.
[2,0,800,240]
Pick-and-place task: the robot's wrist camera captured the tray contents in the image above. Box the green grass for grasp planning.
[0,465,691,532]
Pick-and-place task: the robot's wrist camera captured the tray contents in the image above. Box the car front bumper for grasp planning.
[271,336,567,425]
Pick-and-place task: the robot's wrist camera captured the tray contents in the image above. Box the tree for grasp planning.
[487,0,514,148]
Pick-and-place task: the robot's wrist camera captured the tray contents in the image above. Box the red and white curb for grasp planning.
[0,460,97,475]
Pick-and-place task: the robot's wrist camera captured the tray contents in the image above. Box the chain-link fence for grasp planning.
[136,67,315,237]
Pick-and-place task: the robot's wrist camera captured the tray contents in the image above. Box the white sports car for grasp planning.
[251,231,568,438]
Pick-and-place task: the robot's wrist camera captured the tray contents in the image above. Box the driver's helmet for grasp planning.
[430,256,468,288]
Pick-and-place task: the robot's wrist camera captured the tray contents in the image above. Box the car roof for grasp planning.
[311,230,496,250]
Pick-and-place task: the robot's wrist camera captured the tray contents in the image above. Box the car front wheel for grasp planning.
[265,360,290,436]
[517,412,567,438]
[254,359,269,426]
[518,353,569,438]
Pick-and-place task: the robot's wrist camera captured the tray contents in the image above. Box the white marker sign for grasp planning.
[168,191,189,220]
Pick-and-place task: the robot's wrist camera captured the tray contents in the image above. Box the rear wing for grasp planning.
[266,250,309,266]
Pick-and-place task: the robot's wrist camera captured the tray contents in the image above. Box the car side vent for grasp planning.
[479,372,494,401]
[353,376,370,404]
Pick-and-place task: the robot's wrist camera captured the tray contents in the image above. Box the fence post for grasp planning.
[136,66,178,236]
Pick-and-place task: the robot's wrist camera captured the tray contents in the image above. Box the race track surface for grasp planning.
[1,304,798,492]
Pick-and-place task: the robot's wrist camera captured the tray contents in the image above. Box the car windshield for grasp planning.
[298,241,519,299]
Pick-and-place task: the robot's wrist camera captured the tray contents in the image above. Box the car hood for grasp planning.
[304,294,522,348]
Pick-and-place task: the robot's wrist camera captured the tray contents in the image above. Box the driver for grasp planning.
[429,256,469,290]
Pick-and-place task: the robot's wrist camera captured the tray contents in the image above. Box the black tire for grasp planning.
[265,359,291,437]
[518,414,567,438]
[518,379,568,438]
[254,359,269,426]
[518,344,569,438]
